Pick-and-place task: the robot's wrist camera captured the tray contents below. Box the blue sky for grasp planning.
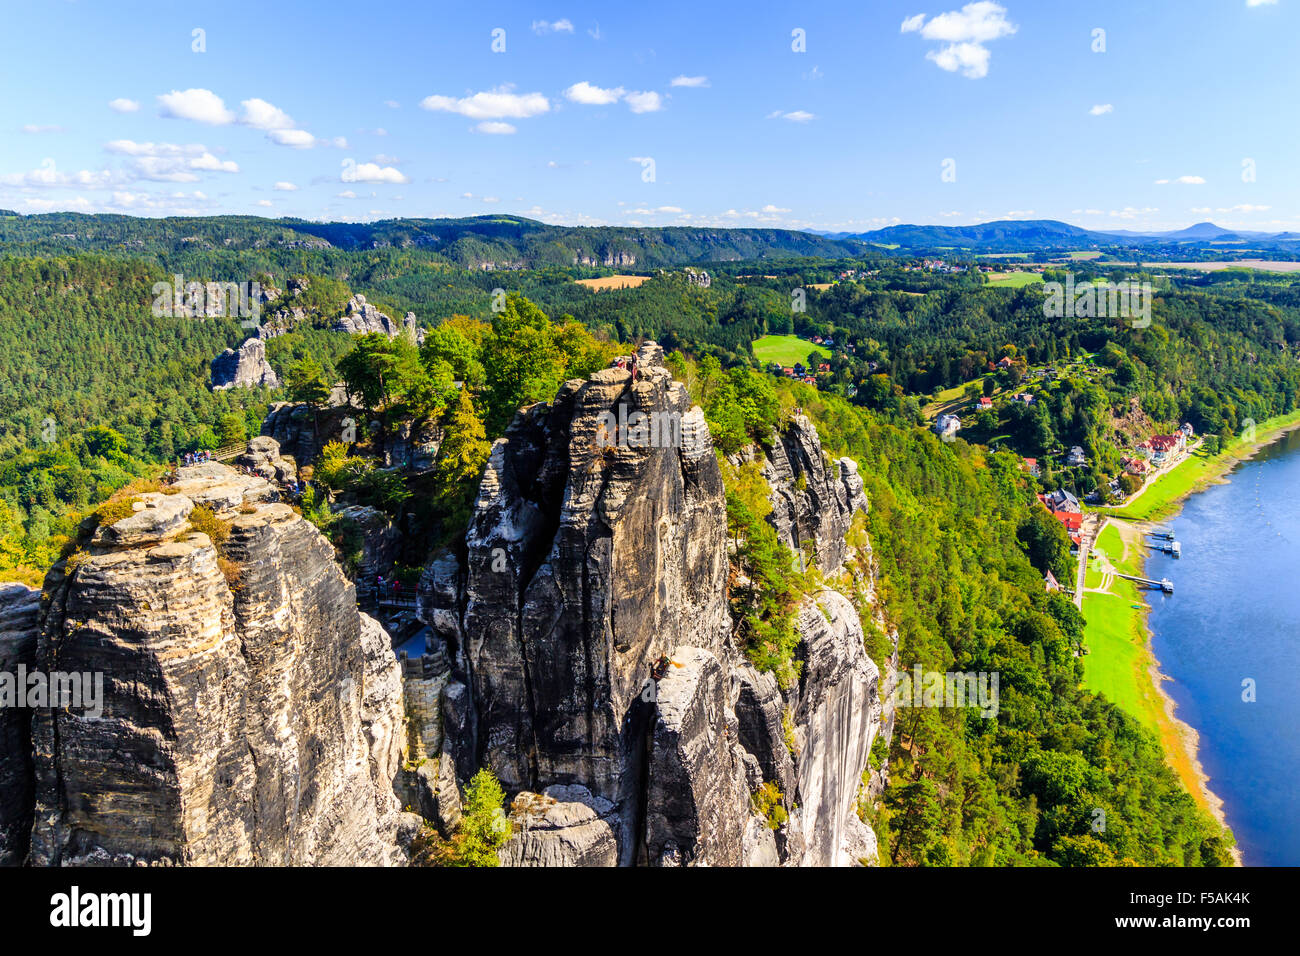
[1,0,1296,233]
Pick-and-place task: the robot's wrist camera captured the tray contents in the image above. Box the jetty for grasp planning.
[1114,572,1175,593]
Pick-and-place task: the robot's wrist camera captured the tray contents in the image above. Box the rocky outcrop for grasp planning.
[261,395,355,468]
[499,786,619,867]
[643,646,750,866]
[333,295,425,344]
[211,336,280,390]
[23,453,413,866]
[0,583,40,865]
[786,590,881,866]
[416,343,882,867]
[236,435,297,484]
[735,414,867,573]
[335,505,401,608]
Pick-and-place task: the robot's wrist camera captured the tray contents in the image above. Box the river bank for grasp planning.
[1078,413,1300,864]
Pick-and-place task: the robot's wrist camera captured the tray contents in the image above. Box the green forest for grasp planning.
[4,215,1293,865]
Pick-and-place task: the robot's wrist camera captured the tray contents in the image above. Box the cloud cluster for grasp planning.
[563,82,666,113]
[156,88,342,148]
[901,2,1018,79]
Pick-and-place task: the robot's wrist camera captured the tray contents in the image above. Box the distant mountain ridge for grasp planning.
[841,218,1300,252]
[0,212,863,268]
[2,211,1296,262]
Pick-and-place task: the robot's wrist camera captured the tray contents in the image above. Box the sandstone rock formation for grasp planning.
[733,414,868,573]
[0,583,40,865]
[333,294,425,344]
[21,453,413,866]
[416,343,883,866]
[211,336,281,390]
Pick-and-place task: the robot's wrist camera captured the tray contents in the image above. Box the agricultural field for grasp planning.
[751,334,831,366]
[574,274,651,290]
[985,271,1044,287]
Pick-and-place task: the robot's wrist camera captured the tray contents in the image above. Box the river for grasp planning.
[1144,428,1300,866]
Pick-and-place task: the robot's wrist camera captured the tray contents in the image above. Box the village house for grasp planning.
[1022,457,1041,477]
[934,414,961,439]
[1039,488,1081,514]
[1066,445,1087,467]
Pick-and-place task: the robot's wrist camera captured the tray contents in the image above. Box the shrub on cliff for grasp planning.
[418,768,513,867]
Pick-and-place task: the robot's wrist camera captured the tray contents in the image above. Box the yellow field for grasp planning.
[574,275,650,291]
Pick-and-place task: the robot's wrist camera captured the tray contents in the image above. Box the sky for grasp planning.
[1,0,1296,234]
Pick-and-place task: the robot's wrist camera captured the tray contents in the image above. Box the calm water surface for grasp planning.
[1144,429,1300,866]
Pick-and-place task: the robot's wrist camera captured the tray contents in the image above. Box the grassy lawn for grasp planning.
[752,334,830,367]
[986,271,1044,287]
[1081,522,1163,732]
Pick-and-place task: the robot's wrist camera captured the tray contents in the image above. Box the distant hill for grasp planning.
[847,218,1300,253]
[0,213,866,268]
[3,211,1297,263]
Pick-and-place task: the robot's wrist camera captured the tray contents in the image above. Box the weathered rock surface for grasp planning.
[261,398,355,469]
[498,785,619,867]
[0,583,40,865]
[734,414,868,573]
[23,452,412,866]
[236,435,297,484]
[786,590,881,866]
[211,336,280,390]
[643,646,750,866]
[333,295,425,344]
[417,344,882,866]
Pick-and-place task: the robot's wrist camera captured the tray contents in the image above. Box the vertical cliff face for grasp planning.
[736,413,868,573]
[23,462,412,866]
[0,583,40,865]
[420,343,884,866]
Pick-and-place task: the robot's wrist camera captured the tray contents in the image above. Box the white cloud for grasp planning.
[158,88,235,124]
[476,121,517,135]
[341,158,409,184]
[256,199,273,207]
[21,125,62,134]
[384,99,400,109]
[268,128,316,148]
[927,41,992,78]
[1247,0,1278,7]
[565,81,625,105]
[1155,175,1206,185]
[274,181,298,191]
[0,158,114,188]
[189,152,238,173]
[532,19,574,34]
[240,98,295,130]
[96,140,239,181]
[420,87,550,120]
[762,204,791,213]
[1089,103,1114,115]
[670,75,709,88]
[769,109,815,122]
[902,3,1018,79]
[624,91,664,113]
[338,190,357,198]
[108,98,140,113]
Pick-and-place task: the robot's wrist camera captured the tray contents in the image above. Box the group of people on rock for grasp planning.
[611,354,639,382]
[182,450,215,465]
